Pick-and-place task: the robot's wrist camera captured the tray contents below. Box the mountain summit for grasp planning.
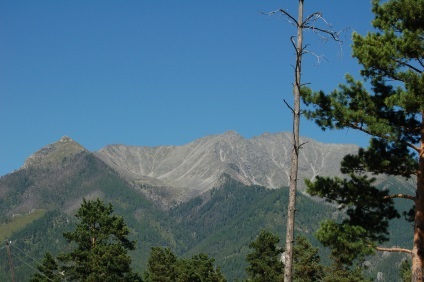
[22,136,88,169]
[95,131,359,205]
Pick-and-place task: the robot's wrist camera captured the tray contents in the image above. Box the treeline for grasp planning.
[26,199,409,281]
[0,173,411,281]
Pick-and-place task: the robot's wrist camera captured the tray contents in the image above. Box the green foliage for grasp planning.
[315,220,373,266]
[293,235,323,282]
[177,253,226,282]
[145,247,177,282]
[301,0,424,276]
[29,252,61,282]
[400,259,412,282]
[321,265,370,282]
[58,198,141,281]
[306,174,399,243]
[145,247,226,282]
[0,159,412,281]
[245,230,284,282]
[171,178,334,280]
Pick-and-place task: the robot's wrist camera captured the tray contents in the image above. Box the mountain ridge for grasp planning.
[14,131,359,207]
[94,131,359,205]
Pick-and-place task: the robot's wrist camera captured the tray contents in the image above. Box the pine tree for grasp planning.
[292,235,323,282]
[58,198,141,281]
[301,0,424,280]
[245,230,284,282]
[29,252,62,282]
[145,247,177,282]
[177,253,226,282]
[144,247,226,282]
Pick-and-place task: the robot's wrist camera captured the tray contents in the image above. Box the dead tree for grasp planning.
[263,2,343,281]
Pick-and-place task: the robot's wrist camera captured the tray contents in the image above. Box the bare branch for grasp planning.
[290,36,297,52]
[303,25,344,42]
[260,9,298,27]
[302,12,326,27]
[276,9,299,27]
[375,246,412,254]
[262,8,348,69]
[384,194,416,201]
[304,50,328,65]
[299,141,308,148]
[313,13,332,27]
[284,99,295,113]
[261,9,347,44]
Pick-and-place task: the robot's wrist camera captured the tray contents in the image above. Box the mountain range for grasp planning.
[95,131,359,206]
[0,131,413,281]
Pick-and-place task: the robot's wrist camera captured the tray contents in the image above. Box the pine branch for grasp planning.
[348,122,420,153]
[392,58,422,74]
[375,246,412,254]
[417,58,424,68]
[384,194,416,201]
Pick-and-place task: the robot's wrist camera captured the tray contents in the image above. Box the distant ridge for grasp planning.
[95,131,359,204]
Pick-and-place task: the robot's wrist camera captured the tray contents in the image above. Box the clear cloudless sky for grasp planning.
[1,1,376,176]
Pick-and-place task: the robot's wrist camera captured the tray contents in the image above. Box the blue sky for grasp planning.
[1,1,375,176]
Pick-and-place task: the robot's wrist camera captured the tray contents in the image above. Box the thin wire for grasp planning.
[9,242,64,281]
[10,252,56,282]
[9,243,44,266]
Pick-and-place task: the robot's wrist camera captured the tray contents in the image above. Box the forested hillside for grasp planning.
[0,151,188,281]
[0,165,412,280]
[0,134,414,281]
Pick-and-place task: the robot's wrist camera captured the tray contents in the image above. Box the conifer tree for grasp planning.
[301,0,424,280]
[292,235,323,282]
[245,230,284,282]
[58,198,141,281]
[177,253,226,282]
[145,247,177,282]
[29,252,61,282]
[145,247,226,282]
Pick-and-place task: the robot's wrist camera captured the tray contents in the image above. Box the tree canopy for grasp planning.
[30,198,141,282]
[29,252,61,282]
[292,235,323,282]
[245,230,284,282]
[301,0,424,279]
[144,247,226,282]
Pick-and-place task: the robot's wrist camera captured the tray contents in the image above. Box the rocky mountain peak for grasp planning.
[95,131,359,205]
[22,136,88,169]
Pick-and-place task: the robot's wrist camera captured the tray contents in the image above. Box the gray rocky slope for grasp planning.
[95,131,359,204]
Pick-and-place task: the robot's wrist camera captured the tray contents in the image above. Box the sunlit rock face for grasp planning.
[95,131,358,203]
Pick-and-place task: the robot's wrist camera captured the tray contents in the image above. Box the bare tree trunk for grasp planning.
[284,1,303,281]
[6,240,16,282]
[412,113,424,281]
